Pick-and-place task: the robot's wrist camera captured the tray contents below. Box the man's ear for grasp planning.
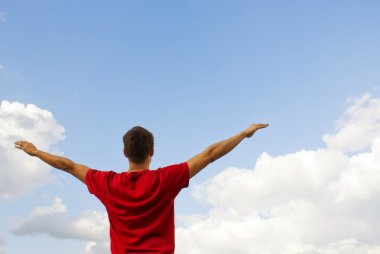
[124,148,129,158]
[150,148,154,157]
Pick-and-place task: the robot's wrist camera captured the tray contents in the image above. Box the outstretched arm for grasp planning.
[187,123,268,178]
[14,141,89,184]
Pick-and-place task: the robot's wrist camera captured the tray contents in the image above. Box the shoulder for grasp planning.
[86,169,121,193]
[157,162,189,172]
[86,169,119,182]
[156,162,189,186]
[87,168,118,175]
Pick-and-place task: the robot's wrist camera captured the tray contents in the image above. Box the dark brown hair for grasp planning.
[123,126,154,163]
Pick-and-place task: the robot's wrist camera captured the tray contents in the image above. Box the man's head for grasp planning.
[123,126,154,164]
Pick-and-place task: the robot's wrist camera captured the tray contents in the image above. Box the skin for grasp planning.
[14,123,268,183]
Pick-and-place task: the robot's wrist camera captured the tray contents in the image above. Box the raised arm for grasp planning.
[187,123,268,178]
[14,141,89,184]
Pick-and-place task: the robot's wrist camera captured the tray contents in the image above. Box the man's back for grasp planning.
[86,163,189,253]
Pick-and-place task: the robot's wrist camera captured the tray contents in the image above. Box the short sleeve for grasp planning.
[159,162,190,197]
[86,169,113,205]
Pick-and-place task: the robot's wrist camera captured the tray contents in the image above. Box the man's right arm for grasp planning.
[15,141,89,184]
[187,123,268,178]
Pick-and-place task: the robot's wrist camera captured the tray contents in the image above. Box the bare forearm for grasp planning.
[34,150,75,173]
[187,123,268,178]
[15,141,89,183]
[205,131,247,162]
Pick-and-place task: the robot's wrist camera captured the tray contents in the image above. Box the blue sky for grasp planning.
[1,1,380,253]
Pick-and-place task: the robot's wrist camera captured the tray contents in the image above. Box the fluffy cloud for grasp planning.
[176,93,380,254]
[83,241,110,254]
[13,197,108,243]
[323,93,380,152]
[0,101,65,199]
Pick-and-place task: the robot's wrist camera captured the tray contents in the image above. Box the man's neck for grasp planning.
[128,160,151,172]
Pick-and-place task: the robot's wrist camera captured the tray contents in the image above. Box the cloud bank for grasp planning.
[13,197,108,242]
[13,197,109,254]
[176,93,380,254]
[83,241,110,254]
[0,101,65,199]
[4,102,109,253]
[323,93,380,152]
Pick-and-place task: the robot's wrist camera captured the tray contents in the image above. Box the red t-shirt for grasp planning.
[86,162,189,254]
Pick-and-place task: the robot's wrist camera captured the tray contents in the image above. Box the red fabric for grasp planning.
[86,162,189,254]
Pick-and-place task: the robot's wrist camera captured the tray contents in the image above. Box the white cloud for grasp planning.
[13,197,109,243]
[0,101,65,199]
[0,63,4,70]
[83,241,110,254]
[323,93,380,152]
[176,93,380,254]
[176,213,206,227]
[0,12,7,23]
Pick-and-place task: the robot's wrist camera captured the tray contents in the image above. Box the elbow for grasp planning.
[62,161,76,173]
[209,154,216,163]
[62,164,73,173]
[205,147,216,164]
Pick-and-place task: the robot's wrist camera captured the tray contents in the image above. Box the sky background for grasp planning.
[1,1,380,253]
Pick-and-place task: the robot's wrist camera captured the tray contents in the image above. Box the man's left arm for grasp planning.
[15,141,89,184]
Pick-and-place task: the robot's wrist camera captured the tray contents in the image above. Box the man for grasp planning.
[15,123,268,253]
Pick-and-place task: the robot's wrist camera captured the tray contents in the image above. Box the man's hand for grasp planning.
[244,123,269,138]
[15,141,39,156]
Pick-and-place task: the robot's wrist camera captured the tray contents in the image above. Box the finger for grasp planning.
[15,141,28,145]
[15,141,26,149]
